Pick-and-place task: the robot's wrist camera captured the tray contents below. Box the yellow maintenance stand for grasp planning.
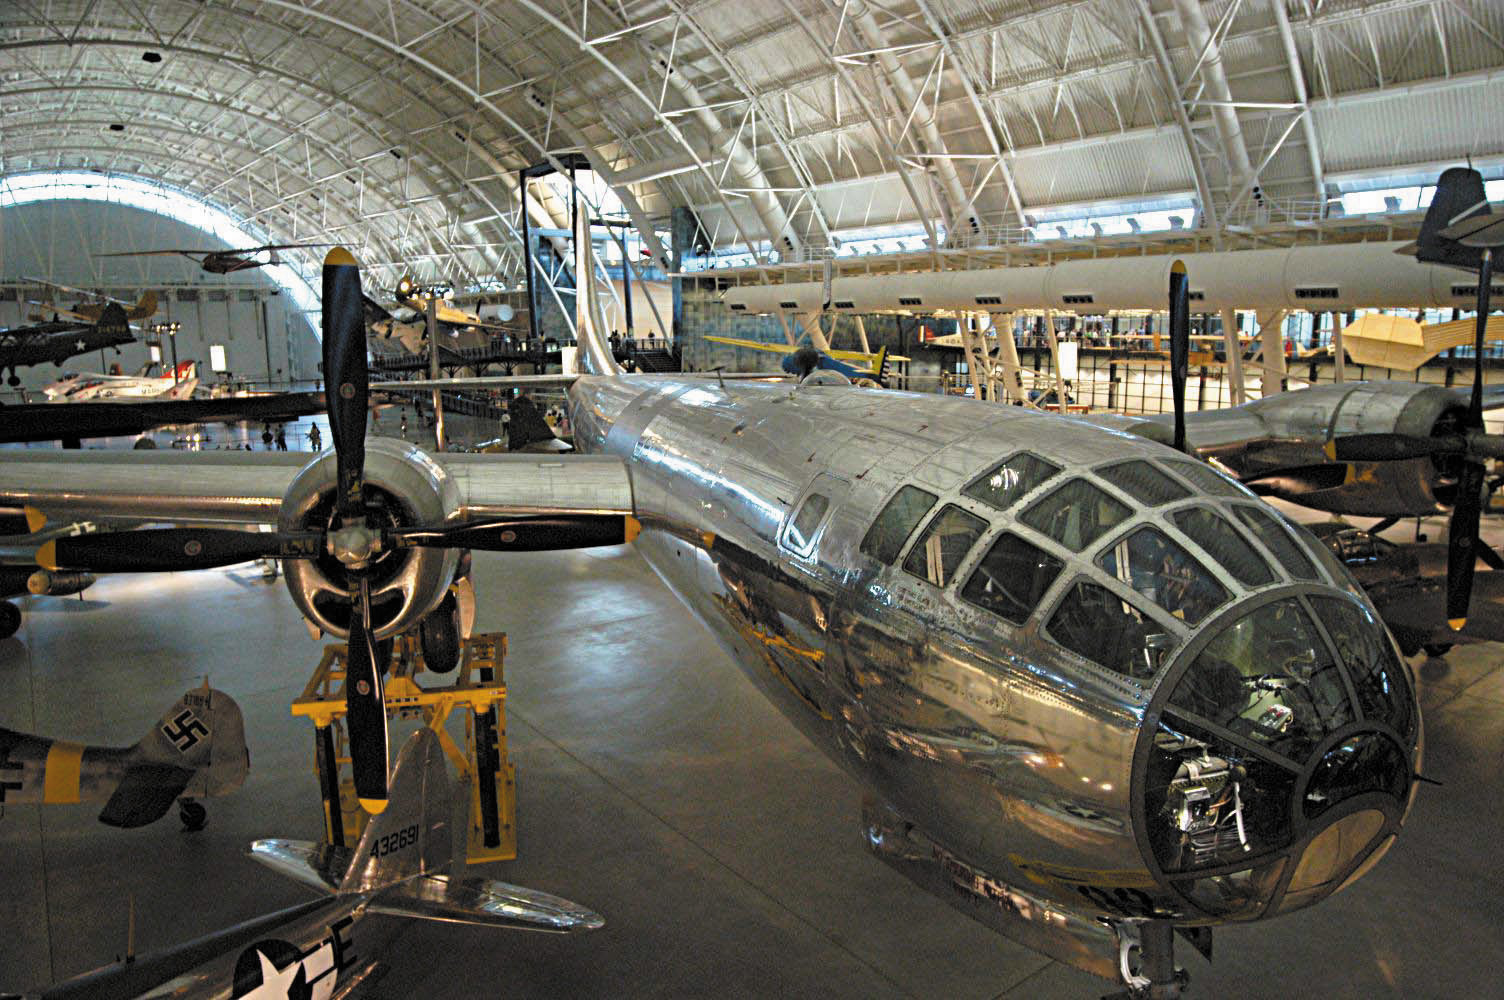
[291,631,516,862]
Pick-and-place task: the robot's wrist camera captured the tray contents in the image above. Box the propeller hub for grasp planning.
[328,521,382,568]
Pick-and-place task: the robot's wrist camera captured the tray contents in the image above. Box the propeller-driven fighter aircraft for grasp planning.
[94,243,332,275]
[0,303,134,387]
[0,684,247,830]
[0,211,1424,997]
[23,280,158,324]
[5,729,600,999]
[703,334,902,385]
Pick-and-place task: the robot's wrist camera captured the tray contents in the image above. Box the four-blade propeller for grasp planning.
[1320,174,1503,630]
[35,248,636,811]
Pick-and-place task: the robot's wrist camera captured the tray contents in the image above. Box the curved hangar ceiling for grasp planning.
[3,0,1503,283]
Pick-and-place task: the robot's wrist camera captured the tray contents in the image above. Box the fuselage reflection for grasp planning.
[569,375,1419,976]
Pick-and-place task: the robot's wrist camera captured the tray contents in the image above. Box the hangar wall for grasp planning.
[0,200,321,391]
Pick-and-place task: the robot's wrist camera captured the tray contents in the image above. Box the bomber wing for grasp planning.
[0,448,633,526]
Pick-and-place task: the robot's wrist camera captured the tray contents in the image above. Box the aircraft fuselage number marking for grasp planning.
[162,710,209,752]
[370,823,418,858]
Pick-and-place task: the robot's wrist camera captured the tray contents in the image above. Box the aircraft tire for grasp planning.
[179,800,207,832]
[1422,642,1454,659]
[419,591,462,674]
[0,601,19,638]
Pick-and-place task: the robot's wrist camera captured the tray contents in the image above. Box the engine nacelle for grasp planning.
[1202,382,1470,517]
[26,569,95,597]
[279,438,461,640]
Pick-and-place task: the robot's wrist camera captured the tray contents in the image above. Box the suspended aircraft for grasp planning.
[93,242,333,275]
[0,684,247,830]
[5,729,600,1000]
[0,205,1427,997]
[365,277,520,361]
[23,279,159,324]
[703,335,899,385]
[0,303,134,387]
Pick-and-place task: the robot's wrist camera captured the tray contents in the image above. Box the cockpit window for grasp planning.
[961,533,1064,625]
[783,493,830,553]
[1098,527,1230,625]
[861,485,938,564]
[1047,580,1178,681]
[1170,507,1275,588]
[1163,459,1251,498]
[963,452,1061,512]
[1232,506,1318,581]
[1308,596,1413,737]
[1097,460,1191,506]
[902,505,988,588]
[1021,478,1131,552]
[1168,598,1353,760]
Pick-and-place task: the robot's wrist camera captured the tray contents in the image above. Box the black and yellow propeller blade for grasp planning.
[323,247,369,525]
[386,514,640,552]
[37,528,318,573]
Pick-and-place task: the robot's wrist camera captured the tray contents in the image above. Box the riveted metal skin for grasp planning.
[279,437,460,640]
[1108,381,1472,517]
[569,374,1420,978]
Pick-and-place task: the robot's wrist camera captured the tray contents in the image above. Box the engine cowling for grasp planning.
[279,437,461,639]
[1203,382,1471,517]
[26,569,95,597]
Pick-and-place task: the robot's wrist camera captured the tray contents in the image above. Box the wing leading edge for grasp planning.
[0,448,634,527]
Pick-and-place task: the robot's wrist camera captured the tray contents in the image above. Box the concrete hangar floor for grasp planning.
[0,539,1498,998]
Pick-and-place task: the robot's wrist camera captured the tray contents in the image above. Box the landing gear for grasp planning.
[418,591,461,674]
[0,601,21,639]
[1423,642,1454,659]
[1106,921,1191,1000]
[178,798,207,832]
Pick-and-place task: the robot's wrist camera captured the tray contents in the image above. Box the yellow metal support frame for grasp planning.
[291,631,517,863]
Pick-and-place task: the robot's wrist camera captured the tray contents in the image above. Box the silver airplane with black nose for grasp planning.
[0,212,1421,997]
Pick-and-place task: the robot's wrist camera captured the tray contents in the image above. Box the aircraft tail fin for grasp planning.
[129,289,158,320]
[249,728,603,932]
[572,192,623,377]
[873,345,889,383]
[99,685,249,827]
[94,302,130,341]
[339,727,451,893]
[130,685,250,797]
[1414,167,1490,270]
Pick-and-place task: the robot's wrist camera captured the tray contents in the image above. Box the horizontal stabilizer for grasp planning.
[248,838,353,895]
[367,873,603,933]
[97,762,193,828]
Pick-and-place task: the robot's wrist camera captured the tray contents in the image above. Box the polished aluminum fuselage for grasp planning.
[567,369,1426,966]
[571,377,1160,906]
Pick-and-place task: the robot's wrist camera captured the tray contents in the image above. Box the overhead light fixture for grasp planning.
[108,123,125,132]
[142,51,162,63]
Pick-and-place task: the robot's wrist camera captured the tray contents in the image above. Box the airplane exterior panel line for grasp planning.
[567,372,1420,976]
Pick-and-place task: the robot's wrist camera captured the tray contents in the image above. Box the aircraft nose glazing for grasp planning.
[1133,585,1419,922]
